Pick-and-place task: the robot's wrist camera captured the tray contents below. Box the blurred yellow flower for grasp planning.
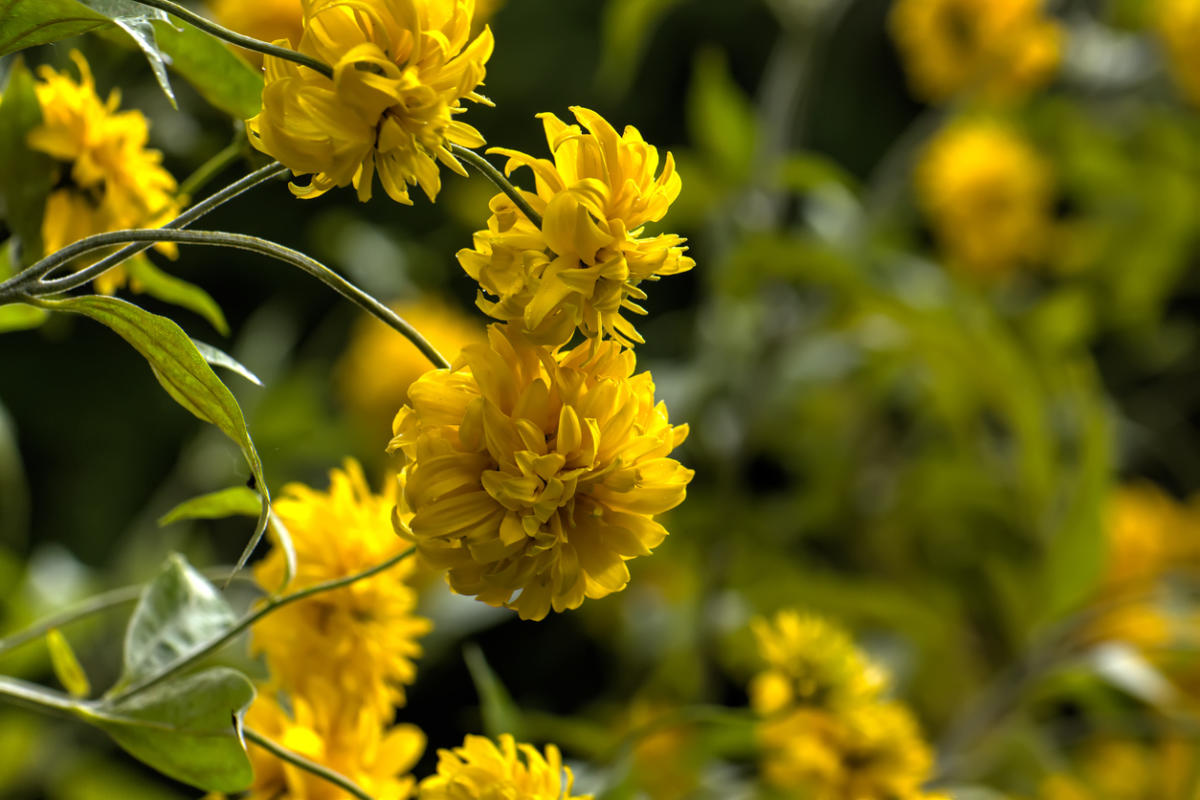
[1037,736,1197,800]
[889,0,1063,103]
[458,107,694,347]
[336,297,486,436]
[244,691,425,800]
[418,734,591,800]
[28,50,180,293]
[252,460,431,720]
[208,0,302,66]
[916,118,1054,279]
[1104,483,1190,588]
[248,0,494,204]
[1158,0,1200,105]
[388,323,693,621]
[749,610,887,714]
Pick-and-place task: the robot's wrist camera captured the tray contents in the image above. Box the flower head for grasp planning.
[916,117,1054,279]
[458,107,694,347]
[418,734,591,800]
[889,0,1063,103]
[252,460,431,720]
[247,0,494,204]
[750,610,887,714]
[28,50,180,293]
[388,323,693,621]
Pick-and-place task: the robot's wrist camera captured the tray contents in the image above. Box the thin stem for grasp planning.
[109,547,415,702]
[126,0,332,79]
[450,144,543,228]
[28,229,449,370]
[179,138,249,199]
[244,727,376,800]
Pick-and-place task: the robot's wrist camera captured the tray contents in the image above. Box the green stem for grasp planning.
[108,547,416,703]
[127,0,333,79]
[0,675,83,718]
[19,228,449,370]
[179,138,249,199]
[244,727,376,800]
[449,144,543,228]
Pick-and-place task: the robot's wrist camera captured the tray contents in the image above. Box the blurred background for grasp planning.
[5,0,1200,797]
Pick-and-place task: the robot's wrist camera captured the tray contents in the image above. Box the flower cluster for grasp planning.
[240,460,430,798]
[750,610,944,800]
[915,117,1054,279]
[417,734,592,800]
[388,323,692,620]
[889,0,1063,104]
[458,107,694,347]
[27,50,180,293]
[247,0,494,204]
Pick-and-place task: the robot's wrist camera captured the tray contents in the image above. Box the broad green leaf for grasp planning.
[114,553,236,691]
[463,643,523,739]
[190,340,263,386]
[46,628,91,698]
[0,0,110,56]
[158,486,262,526]
[37,295,271,571]
[126,256,231,336]
[151,18,264,119]
[0,303,48,333]
[686,47,759,184]
[88,667,254,792]
[0,58,55,267]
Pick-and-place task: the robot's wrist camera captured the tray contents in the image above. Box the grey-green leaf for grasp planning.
[116,553,236,690]
[190,340,263,386]
[88,667,254,792]
[37,295,271,572]
[0,58,55,267]
[158,486,263,526]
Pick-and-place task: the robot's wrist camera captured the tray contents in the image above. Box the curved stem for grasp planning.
[127,0,332,79]
[108,547,415,703]
[18,228,449,369]
[450,144,543,228]
[244,727,376,800]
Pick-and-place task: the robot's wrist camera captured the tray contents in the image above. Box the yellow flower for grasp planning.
[387,323,693,621]
[208,0,302,66]
[28,51,180,293]
[1103,484,1189,588]
[916,117,1053,279]
[1158,0,1200,105]
[243,691,425,800]
[889,0,1063,103]
[336,297,486,436]
[251,460,431,720]
[458,107,694,347]
[749,610,888,714]
[418,734,591,800]
[247,0,494,204]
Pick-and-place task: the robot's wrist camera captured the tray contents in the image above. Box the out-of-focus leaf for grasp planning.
[686,47,758,184]
[0,399,29,549]
[0,303,49,333]
[86,667,254,792]
[463,643,523,739]
[151,18,264,119]
[595,0,684,99]
[46,628,91,698]
[0,0,110,56]
[126,257,230,336]
[190,340,263,386]
[778,152,858,193]
[0,58,55,267]
[158,486,262,526]
[36,295,271,571]
[112,553,236,691]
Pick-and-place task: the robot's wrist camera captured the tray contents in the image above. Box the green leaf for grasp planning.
[0,0,110,56]
[463,643,523,739]
[87,667,254,792]
[158,486,262,526]
[151,18,263,119]
[190,340,263,386]
[686,47,759,184]
[37,295,271,572]
[0,303,48,333]
[125,256,230,336]
[595,0,685,99]
[46,628,91,698]
[0,58,55,267]
[114,553,237,691]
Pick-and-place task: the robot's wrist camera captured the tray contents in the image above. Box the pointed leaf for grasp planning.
[36,295,271,570]
[0,58,55,267]
[158,486,263,526]
[103,5,175,108]
[151,17,263,119]
[463,643,523,739]
[190,340,263,386]
[46,628,91,698]
[126,257,230,335]
[116,553,236,690]
[88,667,254,792]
